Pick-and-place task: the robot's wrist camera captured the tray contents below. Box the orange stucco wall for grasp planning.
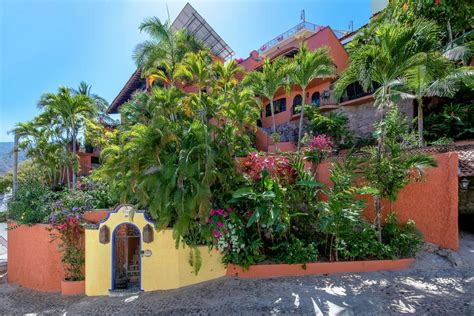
[260,81,331,129]
[316,152,459,250]
[7,210,110,292]
[7,223,65,292]
[239,26,350,133]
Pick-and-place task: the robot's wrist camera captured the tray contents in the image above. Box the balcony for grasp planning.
[339,82,379,104]
[257,22,325,56]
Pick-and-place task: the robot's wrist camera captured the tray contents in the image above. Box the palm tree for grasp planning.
[334,19,439,241]
[213,59,241,100]
[244,58,290,135]
[288,44,336,150]
[133,17,206,87]
[39,87,96,187]
[400,54,474,146]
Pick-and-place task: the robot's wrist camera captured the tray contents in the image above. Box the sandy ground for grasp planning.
[0,232,473,315]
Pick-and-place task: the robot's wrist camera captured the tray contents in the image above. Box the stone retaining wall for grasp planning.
[336,99,414,139]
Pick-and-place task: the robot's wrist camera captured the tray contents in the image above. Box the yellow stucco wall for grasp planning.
[85,205,226,296]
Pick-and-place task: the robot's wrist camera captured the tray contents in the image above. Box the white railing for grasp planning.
[257,22,348,55]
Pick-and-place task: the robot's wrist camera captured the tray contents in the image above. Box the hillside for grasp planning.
[0,142,26,176]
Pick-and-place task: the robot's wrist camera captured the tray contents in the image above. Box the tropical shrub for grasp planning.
[270,236,318,264]
[424,103,474,142]
[361,107,436,241]
[304,107,353,149]
[303,134,334,164]
[7,178,56,225]
[382,212,423,259]
[237,152,295,182]
[207,207,264,269]
[98,51,259,245]
[49,208,85,281]
[317,158,378,261]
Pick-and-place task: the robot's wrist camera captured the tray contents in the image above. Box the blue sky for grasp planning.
[0,0,371,142]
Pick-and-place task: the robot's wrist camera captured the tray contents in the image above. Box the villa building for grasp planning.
[107,2,413,152]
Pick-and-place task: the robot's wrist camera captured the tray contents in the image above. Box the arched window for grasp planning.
[265,98,287,117]
[311,92,321,106]
[292,94,302,114]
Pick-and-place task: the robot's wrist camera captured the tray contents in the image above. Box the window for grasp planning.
[265,98,287,117]
[311,92,321,106]
[292,94,302,114]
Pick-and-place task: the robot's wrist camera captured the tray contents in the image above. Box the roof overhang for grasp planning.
[171,3,234,61]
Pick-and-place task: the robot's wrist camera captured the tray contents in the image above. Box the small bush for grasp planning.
[382,212,423,258]
[7,178,56,225]
[270,237,318,264]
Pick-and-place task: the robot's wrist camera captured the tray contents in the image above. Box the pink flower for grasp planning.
[212,229,221,238]
[217,222,223,227]
[307,134,333,151]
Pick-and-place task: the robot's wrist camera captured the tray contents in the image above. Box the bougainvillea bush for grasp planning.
[238,152,295,182]
[49,208,85,281]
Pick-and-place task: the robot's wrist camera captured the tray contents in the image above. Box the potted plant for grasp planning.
[49,209,85,295]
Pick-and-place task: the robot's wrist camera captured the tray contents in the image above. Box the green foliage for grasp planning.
[363,107,437,202]
[362,107,437,240]
[384,0,473,46]
[60,242,85,281]
[99,51,258,245]
[383,212,423,258]
[287,43,336,149]
[7,178,56,225]
[188,247,202,276]
[230,170,289,236]
[222,233,264,270]
[424,103,474,142]
[335,222,389,261]
[0,160,38,194]
[56,176,118,212]
[270,236,318,264]
[317,157,378,261]
[244,57,291,133]
[304,108,353,149]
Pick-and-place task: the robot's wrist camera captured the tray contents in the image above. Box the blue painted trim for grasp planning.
[97,204,155,228]
[111,222,143,292]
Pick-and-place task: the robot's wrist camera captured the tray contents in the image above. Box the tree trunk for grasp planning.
[72,123,77,187]
[12,130,19,200]
[447,19,453,49]
[270,99,276,134]
[417,97,423,147]
[374,85,389,243]
[374,197,382,243]
[297,87,305,151]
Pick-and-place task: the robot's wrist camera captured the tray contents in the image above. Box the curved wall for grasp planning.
[7,223,64,292]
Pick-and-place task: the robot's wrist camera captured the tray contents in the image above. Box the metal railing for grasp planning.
[257,22,349,55]
[258,22,324,55]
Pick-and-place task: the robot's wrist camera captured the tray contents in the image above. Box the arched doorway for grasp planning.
[112,223,141,290]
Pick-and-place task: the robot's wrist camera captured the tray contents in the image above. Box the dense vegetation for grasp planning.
[5,2,472,271]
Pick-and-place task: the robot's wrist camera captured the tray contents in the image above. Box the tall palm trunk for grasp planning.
[374,85,389,243]
[297,87,306,151]
[270,99,276,134]
[72,121,77,187]
[417,96,423,147]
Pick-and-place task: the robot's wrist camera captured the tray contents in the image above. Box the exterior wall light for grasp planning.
[460,177,470,190]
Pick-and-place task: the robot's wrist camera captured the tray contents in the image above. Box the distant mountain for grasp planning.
[0,142,26,176]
